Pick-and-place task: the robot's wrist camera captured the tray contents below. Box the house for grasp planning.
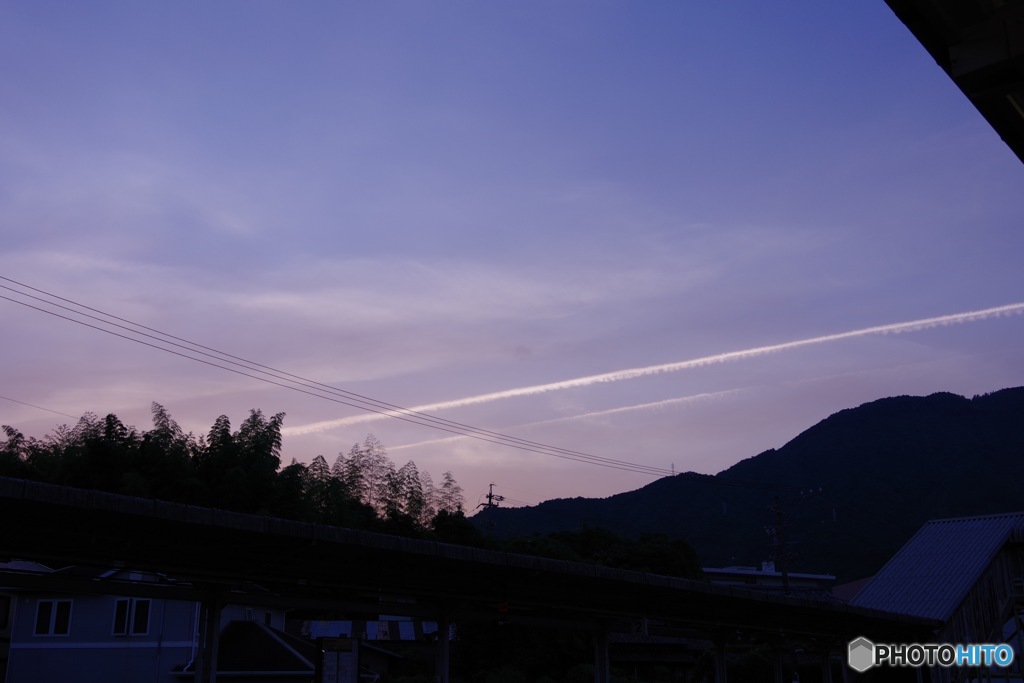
[1,584,12,683]
[1,564,314,683]
[0,561,57,683]
[851,511,1024,682]
[703,561,837,598]
[302,619,443,681]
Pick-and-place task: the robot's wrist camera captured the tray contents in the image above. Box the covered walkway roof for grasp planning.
[0,476,937,644]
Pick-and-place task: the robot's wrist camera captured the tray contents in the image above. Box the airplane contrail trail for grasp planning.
[283,302,1024,436]
[387,389,747,452]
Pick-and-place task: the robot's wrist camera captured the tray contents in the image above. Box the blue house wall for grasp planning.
[0,591,13,683]
[6,593,197,683]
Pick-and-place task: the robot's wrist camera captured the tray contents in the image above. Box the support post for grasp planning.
[819,649,833,683]
[593,623,610,683]
[435,613,451,683]
[194,593,223,683]
[714,639,728,683]
[772,646,785,683]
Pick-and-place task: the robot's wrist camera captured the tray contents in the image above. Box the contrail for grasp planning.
[283,302,1024,436]
[388,389,747,452]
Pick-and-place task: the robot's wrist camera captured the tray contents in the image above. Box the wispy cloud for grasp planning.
[388,388,747,452]
[232,255,685,327]
[284,302,1024,437]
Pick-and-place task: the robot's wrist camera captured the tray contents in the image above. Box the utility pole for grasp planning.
[476,483,505,539]
[477,483,504,510]
[768,495,791,595]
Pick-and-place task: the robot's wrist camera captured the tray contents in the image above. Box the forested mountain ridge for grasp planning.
[473,388,1024,581]
[6,389,1023,581]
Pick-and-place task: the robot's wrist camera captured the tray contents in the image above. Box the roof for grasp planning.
[832,576,874,603]
[0,476,941,644]
[852,511,1024,620]
[884,0,1024,165]
[703,566,836,581]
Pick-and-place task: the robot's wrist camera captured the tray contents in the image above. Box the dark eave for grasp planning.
[885,0,1024,164]
[0,477,938,644]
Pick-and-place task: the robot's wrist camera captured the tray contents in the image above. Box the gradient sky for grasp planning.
[3,2,1023,509]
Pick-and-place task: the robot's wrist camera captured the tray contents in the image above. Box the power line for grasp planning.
[0,395,78,420]
[1,277,671,474]
[0,276,675,477]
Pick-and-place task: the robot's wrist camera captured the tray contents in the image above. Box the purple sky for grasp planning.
[2,2,1023,509]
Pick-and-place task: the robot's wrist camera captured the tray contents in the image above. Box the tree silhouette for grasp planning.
[437,470,465,514]
[0,425,29,477]
[0,405,475,545]
[233,409,285,512]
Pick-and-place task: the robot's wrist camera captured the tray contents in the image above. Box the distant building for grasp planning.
[1,585,13,682]
[302,617,445,642]
[703,561,837,597]
[852,511,1024,682]
[0,561,54,683]
[301,619,446,680]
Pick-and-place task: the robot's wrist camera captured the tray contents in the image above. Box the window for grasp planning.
[34,600,72,636]
[112,598,150,636]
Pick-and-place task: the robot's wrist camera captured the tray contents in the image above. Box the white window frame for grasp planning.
[112,598,151,636]
[33,599,72,636]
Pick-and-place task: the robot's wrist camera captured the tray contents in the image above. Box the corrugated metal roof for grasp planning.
[852,512,1024,621]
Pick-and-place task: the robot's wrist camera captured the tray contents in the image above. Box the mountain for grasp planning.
[472,388,1024,581]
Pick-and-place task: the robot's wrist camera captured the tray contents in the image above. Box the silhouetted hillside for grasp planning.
[473,388,1024,580]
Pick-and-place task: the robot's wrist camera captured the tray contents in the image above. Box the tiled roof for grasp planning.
[851,511,1024,621]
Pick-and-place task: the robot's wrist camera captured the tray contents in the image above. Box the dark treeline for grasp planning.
[2,405,706,682]
[0,403,704,582]
[0,403,478,543]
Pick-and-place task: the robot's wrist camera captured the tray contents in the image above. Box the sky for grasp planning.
[2,2,1023,510]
